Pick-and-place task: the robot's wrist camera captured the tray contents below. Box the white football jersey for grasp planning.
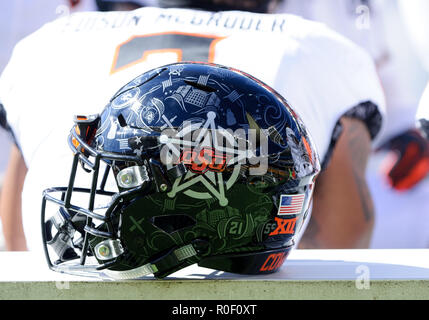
[0,0,97,75]
[277,0,428,144]
[0,7,385,251]
[0,0,97,195]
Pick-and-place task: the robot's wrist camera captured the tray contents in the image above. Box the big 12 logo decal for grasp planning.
[269,217,297,236]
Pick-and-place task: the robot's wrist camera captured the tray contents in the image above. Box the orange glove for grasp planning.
[378,127,429,191]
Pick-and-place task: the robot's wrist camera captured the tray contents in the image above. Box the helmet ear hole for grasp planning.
[151,214,196,234]
[118,113,127,127]
[184,79,217,93]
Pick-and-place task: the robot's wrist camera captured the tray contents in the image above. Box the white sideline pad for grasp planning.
[0,249,428,299]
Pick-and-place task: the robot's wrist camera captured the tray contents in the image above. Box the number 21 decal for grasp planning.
[110,31,226,74]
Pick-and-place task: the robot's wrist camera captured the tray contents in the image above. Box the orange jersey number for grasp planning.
[111,32,225,74]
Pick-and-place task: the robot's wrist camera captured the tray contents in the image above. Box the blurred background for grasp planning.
[0,0,428,250]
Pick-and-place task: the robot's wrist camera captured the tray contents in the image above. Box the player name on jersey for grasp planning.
[58,8,288,34]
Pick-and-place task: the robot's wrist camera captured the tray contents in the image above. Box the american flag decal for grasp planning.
[278,194,305,215]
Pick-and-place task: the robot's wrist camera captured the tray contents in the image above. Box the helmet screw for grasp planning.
[98,244,110,257]
[160,184,168,192]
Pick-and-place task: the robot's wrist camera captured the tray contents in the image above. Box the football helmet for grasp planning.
[41,62,320,279]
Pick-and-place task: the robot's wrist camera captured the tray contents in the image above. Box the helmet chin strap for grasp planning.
[48,243,198,280]
[104,263,158,280]
[103,244,198,280]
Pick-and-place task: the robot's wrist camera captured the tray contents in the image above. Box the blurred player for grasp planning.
[0,0,384,254]
[369,1,429,248]
[368,83,429,248]
[0,0,97,250]
[276,0,427,144]
[276,0,429,248]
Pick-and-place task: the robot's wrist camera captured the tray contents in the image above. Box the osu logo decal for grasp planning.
[260,252,288,272]
[166,111,244,207]
[269,217,297,236]
[180,147,227,174]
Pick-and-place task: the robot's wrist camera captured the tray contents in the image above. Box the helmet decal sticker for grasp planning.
[107,118,119,139]
[277,194,305,216]
[112,87,141,109]
[259,251,289,272]
[139,98,165,126]
[268,216,297,236]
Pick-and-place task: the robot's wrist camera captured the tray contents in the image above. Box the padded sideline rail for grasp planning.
[0,249,428,300]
